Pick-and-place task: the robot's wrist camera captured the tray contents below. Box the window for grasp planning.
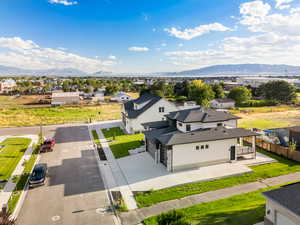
[186,124,191,132]
[217,123,223,127]
[159,107,165,113]
[205,144,209,149]
[167,145,173,150]
[178,123,182,127]
[201,145,204,149]
[196,146,199,150]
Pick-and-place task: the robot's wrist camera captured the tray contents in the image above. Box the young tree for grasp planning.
[258,80,296,103]
[188,80,215,106]
[228,86,252,105]
[211,83,225,99]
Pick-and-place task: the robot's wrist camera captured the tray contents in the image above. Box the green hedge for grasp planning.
[237,100,277,107]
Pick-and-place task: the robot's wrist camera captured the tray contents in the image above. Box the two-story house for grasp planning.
[122,93,181,134]
[143,107,258,172]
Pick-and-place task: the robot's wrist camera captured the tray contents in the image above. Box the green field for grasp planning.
[135,148,300,208]
[8,138,42,213]
[102,127,144,158]
[0,137,31,181]
[143,185,282,225]
[0,104,121,128]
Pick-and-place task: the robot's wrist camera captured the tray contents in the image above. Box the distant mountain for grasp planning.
[0,65,88,77]
[165,64,300,76]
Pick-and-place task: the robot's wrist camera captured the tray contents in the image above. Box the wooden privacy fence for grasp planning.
[244,136,300,162]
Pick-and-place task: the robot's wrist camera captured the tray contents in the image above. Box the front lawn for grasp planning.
[0,137,31,181]
[135,148,300,208]
[102,127,144,158]
[143,184,283,225]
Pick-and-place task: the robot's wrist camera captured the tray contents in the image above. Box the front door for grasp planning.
[230,146,236,160]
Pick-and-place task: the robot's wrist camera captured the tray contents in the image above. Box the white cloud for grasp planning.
[108,55,117,60]
[164,0,300,69]
[164,23,231,40]
[128,46,149,52]
[48,0,78,6]
[275,0,294,9]
[0,37,115,73]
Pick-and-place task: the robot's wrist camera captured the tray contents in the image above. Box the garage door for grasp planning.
[276,212,297,225]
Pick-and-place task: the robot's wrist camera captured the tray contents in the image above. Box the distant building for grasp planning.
[262,182,300,225]
[210,98,235,109]
[0,79,16,93]
[92,91,105,102]
[51,92,80,106]
[237,77,300,88]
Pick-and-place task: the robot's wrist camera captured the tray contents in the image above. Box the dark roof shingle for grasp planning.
[263,182,300,217]
[166,107,239,123]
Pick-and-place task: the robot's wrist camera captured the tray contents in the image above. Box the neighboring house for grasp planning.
[92,91,105,102]
[143,107,258,172]
[111,92,132,102]
[0,79,16,93]
[210,98,235,109]
[51,92,80,106]
[122,93,181,134]
[261,182,300,225]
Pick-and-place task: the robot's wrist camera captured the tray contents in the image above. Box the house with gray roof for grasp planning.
[143,107,258,172]
[122,93,179,134]
[210,98,235,109]
[261,182,300,225]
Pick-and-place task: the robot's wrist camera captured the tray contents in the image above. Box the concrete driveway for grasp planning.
[13,125,116,225]
[117,152,253,191]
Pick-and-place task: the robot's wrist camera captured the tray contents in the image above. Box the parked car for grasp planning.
[40,138,55,152]
[29,164,47,188]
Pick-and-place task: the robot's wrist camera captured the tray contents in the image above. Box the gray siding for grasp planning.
[147,138,157,159]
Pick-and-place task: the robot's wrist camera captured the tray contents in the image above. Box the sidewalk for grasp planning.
[119,171,300,225]
[93,126,138,210]
[0,135,38,209]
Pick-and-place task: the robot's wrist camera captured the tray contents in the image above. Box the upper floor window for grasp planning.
[217,123,223,127]
[178,122,182,127]
[159,107,165,113]
[186,124,191,132]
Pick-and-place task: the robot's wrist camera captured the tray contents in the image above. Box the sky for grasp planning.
[1,0,300,73]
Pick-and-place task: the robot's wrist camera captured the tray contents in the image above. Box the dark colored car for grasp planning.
[29,164,47,188]
[40,138,55,152]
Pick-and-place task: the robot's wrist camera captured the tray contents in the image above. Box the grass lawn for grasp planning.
[0,137,31,181]
[230,105,298,114]
[0,104,121,128]
[239,120,289,129]
[7,138,41,213]
[143,184,285,225]
[102,127,144,158]
[92,130,101,145]
[135,148,300,208]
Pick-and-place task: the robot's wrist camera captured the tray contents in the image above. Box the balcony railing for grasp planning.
[236,145,254,155]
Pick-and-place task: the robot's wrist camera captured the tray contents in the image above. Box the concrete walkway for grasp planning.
[0,135,38,209]
[119,171,300,225]
[92,126,138,210]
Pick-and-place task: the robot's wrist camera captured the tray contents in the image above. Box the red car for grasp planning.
[40,138,55,153]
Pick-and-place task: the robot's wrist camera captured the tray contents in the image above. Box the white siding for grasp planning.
[127,98,178,133]
[176,120,237,132]
[172,138,237,170]
[265,199,300,225]
[211,100,235,109]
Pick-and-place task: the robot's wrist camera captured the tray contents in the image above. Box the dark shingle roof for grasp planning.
[145,126,258,145]
[263,182,300,217]
[166,107,239,123]
[123,93,162,119]
[142,120,170,129]
[213,98,235,103]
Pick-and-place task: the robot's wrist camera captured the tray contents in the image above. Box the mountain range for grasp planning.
[1,64,300,77]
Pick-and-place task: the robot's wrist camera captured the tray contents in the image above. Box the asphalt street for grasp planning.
[1,124,117,225]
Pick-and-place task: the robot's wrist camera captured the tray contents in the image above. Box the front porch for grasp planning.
[233,136,257,161]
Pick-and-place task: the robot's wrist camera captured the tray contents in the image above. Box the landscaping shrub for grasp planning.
[237,100,277,107]
[157,210,190,225]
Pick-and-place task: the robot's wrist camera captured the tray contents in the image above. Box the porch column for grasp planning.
[239,137,243,145]
[252,136,256,159]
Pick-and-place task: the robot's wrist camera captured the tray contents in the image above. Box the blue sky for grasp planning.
[0,0,300,73]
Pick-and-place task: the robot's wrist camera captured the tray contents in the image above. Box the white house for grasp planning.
[0,79,16,93]
[111,92,132,102]
[143,107,258,172]
[210,98,235,109]
[261,182,300,225]
[51,92,80,106]
[122,93,179,134]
